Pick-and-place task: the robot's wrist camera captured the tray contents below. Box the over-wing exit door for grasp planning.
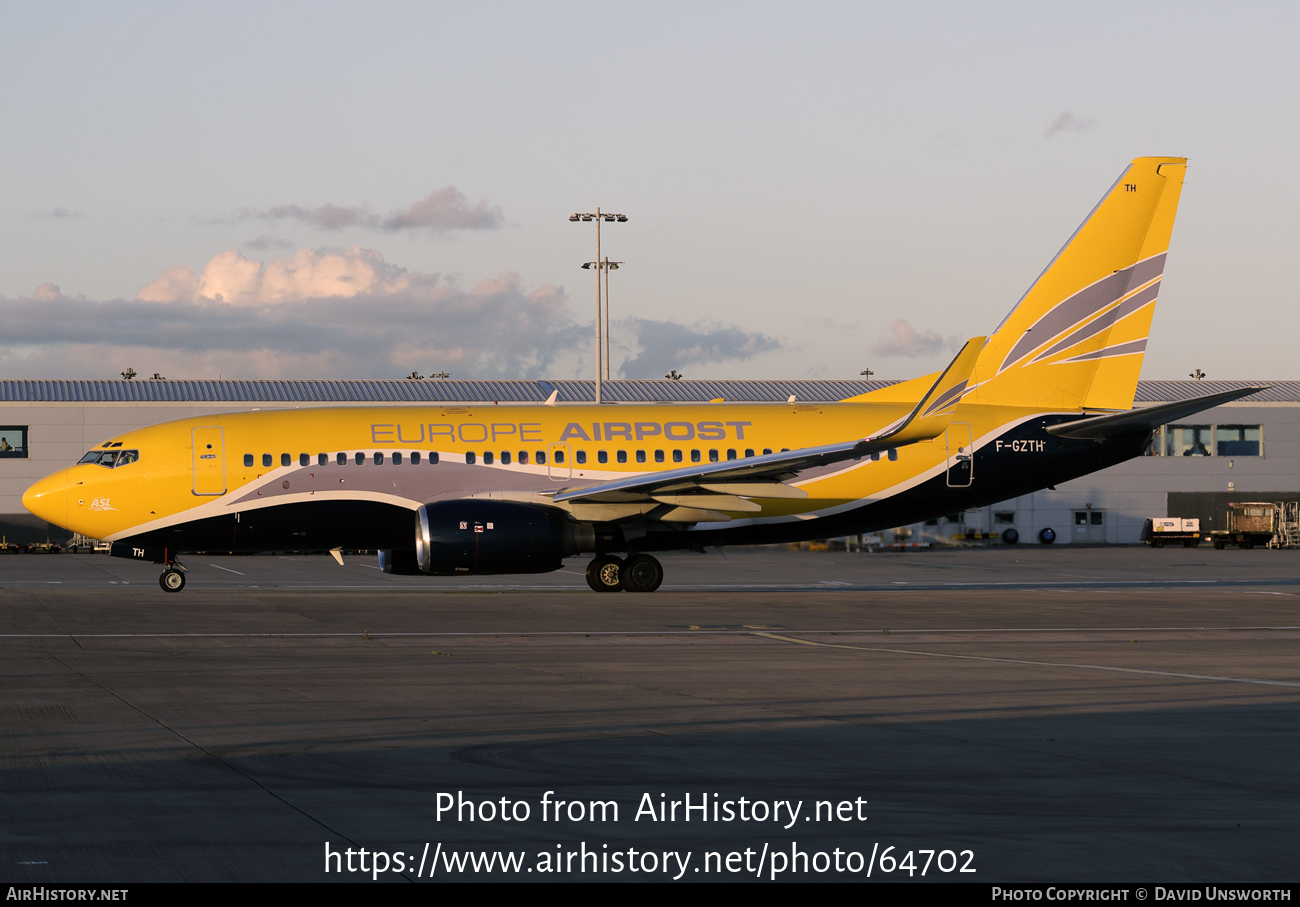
[192,426,226,495]
[946,422,974,487]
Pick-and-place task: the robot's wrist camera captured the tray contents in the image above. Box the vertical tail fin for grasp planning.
[971,157,1188,411]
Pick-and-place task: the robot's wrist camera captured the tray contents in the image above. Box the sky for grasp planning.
[1,1,1296,382]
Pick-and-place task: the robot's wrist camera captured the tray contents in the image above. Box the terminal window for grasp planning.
[1165,425,1212,456]
[994,511,1015,524]
[1153,424,1262,457]
[1216,425,1261,456]
[0,427,28,458]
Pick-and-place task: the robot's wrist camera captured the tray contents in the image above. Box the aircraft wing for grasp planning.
[1046,386,1269,440]
[554,337,986,512]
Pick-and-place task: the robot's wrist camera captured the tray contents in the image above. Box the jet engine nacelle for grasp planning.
[413,500,594,576]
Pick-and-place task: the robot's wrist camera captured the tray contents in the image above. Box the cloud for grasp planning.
[241,235,297,252]
[870,319,952,358]
[0,247,783,380]
[138,246,415,304]
[29,208,83,220]
[218,186,503,235]
[618,319,782,378]
[1045,111,1097,138]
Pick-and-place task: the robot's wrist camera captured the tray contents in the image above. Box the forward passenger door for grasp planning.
[192,426,226,495]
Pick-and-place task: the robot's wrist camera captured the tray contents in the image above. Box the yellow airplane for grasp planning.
[23,157,1261,593]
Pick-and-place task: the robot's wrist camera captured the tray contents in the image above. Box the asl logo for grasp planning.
[88,498,117,512]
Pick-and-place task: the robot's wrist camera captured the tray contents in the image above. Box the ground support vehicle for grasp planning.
[1142,518,1201,548]
[1210,503,1275,549]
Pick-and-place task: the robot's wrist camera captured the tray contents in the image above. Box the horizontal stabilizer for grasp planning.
[1047,387,1269,439]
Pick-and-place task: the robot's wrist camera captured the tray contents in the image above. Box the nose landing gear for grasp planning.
[159,562,188,593]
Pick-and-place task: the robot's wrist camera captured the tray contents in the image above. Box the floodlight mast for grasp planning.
[570,208,627,402]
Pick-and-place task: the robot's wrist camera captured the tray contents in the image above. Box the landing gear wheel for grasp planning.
[586,556,625,592]
[159,569,186,593]
[621,554,664,593]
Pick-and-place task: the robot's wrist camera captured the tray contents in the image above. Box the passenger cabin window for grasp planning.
[576,451,587,465]
[263,454,273,468]
[763,448,773,455]
[337,452,347,466]
[244,454,254,468]
[411,451,422,465]
[374,452,384,465]
[0,427,29,459]
[534,451,545,465]
[500,451,511,465]
[744,449,754,458]
[318,453,327,466]
[597,451,608,464]
[655,450,664,463]
[726,449,736,460]
[393,452,403,465]
[551,450,562,464]
[466,452,476,465]
[709,449,719,462]
[429,451,439,464]
[355,452,365,465]
[691,450,701,463]
[281,453,291,467]
[616,450,627,464]
[636,450,646,464]
[518,451,528,465]
[483,451,494,465]
[673,450,683,463]
[299,453,309,467]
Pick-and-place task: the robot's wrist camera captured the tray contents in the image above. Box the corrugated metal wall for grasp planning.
[0,378,1288,404]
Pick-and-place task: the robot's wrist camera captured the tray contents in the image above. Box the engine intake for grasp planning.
[414,500,594,576]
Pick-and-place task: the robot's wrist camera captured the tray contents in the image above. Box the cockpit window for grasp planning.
[79,449,139,468]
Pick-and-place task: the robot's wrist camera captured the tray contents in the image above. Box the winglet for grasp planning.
[544,390,559,406]
[868,336,986,446]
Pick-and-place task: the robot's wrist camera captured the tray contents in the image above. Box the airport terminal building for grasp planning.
[0,377,1293,546]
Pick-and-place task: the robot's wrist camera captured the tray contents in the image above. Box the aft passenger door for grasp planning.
[192,426,226,495]
[945,422,974,488]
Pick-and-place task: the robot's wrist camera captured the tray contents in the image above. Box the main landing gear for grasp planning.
[585,554,664,593]
[159,562,188,593]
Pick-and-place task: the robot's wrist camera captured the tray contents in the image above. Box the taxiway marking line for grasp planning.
[752,633,1300,689]
[207,564,244,575]
[3,625,1300,639]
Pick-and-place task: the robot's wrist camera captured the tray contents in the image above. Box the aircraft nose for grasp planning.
[23,469,70,529]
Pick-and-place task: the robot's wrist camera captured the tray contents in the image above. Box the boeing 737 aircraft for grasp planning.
[23,157,1261,593]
